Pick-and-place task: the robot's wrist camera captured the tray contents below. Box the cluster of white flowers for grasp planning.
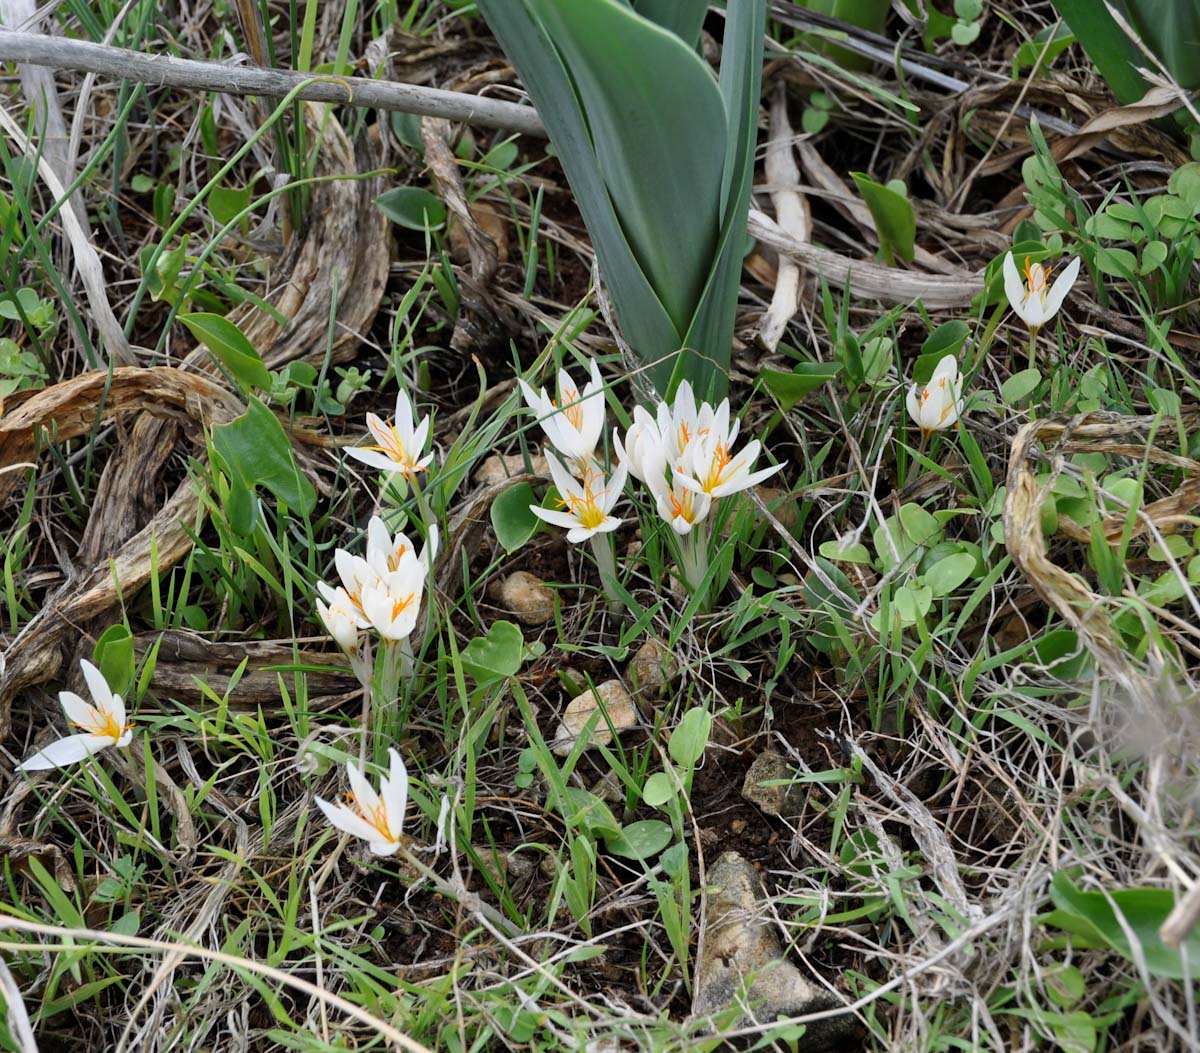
[615,380,783,535]
[316,516,438,652]
[519,367,784,542]
[904,250,1081,437]
[320,385,439,653]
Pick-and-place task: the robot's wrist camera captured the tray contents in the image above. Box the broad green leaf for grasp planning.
[851,172,916,265]
[559,787,622,840]
[478,0,764,399]
[490,482,541,554]
[477,0,681,390]
[461,620,525,685]
[210,397,316,535]
[756,362,842,409]
[208,185,252,228]
[921,320,970,360]
[923,553,976,598]
[529,0,725,336]
[606,819,673,860]
[1047,871,1200,980]
[180,312,270,393]
[1012,23,1076,77]
[1001,368,1042,405]
[668,707,711,768]
[629,0,707,47]
[375,187,447,231]
[93,625,134,697]
[819,538,872,564]
[642,771,675,808]
[898,503,941,546]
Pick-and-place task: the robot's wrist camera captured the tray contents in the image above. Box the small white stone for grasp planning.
[551,679,637,756]
[500,571,555,625]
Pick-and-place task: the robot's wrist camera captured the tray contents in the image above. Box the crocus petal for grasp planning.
[79,660,114,712]
[1042,256,1081,320]
[17,733,112,771]
[346,447,410,474]
[346,761,380,816]
[367,838,403,857]
[315,795,386,844]
[58,691,99,729]
[603,462,629,513]
[382,749,408,826]
[905,385,924,426]
[394,388,415,431]
[530,506,581,531]
[1002,253,1028,323]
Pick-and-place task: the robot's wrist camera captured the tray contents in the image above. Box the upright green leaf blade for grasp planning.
[851,173,916,266]
[477,0,683,381]
[211,397,316,535]
[630,0,708,48]
[530,0,726,335]
[678,0,765,400]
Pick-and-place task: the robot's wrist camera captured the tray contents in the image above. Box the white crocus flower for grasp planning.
[656,379,702,466]
[518,360,606,476]
[905,354,964,437]
[346,387,433,477]
[1002,252,1081,332]
[530,451,626,543]
[316,587,362,652]
[17,660,132,771]
[365,516,438,577]
[315,748,409,857]
[678,425,782,499]
[613,405,665,484]
[648,470,712,535]
[360,552,427,642]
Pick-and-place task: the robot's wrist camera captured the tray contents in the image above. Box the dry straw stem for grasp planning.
[0,31,546,136]
[0,65,134,366]
[1003,409,1200,694]
[759,84,810,352]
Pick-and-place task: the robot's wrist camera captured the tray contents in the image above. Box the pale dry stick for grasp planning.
[0,0,84,226]
[0,956,36,1053]
[0,100,134,366]
[0,31,545,135]
[1162,879,1200,948]
[748,210,985,309]
[759,85,810,352]
[0,917,432,1053]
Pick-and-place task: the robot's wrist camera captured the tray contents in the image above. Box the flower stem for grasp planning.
[680,522,711,609]
[588,533,623,610]
[1028,328,1039,370]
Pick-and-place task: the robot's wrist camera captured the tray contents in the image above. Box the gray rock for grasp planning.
[741,751,801,818]
[692,852,855,1049]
